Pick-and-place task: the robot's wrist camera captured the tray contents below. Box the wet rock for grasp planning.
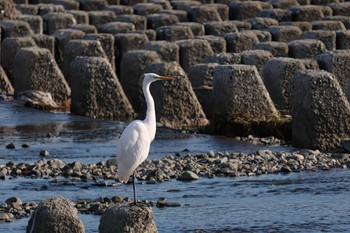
[300,30,336,51]
[120,50,161,113]
[144,61,209,130]
[316,50,350,93]
[292,70,350,151]
[70,56,135,121]
[39,150,49,157]
[178,171,199,181]
[0,212,14,222]
[26,196,85,233]
[263,57,306,113]
[13,47,71,110]
[17,91,60,111]
[99,204,158,233]
[5,197,22,206]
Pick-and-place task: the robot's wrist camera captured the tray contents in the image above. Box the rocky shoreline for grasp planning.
[1,146,349,223]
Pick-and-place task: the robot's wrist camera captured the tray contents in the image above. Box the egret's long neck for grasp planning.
[143,80,156,140]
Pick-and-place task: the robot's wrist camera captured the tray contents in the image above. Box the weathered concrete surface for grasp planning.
[263,57,306,114]
[0,20,33,39]
[240,49,273,77]
[0,0,19,20]
[176,39,214,72]
[26,196,85,233]
[99,204,157,233]
[62,39,108,84]
[142,40,180,63]
[144,62,209,130]
[225,31,260,53]
[212,64,279,123]
[292,69,350,151]
[0,65,14,98]
[300,30,336,51]
[253,41,289,57]
[70,56,135,121]
[120,50,161,114]
[13,47,71,110]
[288,39,326,59]
[316,50,350,93]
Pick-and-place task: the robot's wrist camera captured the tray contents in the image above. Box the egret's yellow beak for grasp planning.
[158,76,176,81]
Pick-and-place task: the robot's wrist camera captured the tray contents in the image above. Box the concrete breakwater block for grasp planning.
[0,66,14,97]
[225,31,260,53]
[146,13,179,30]
[133,3,163,16]
[288,39,326,59]
[203,52,241,65]
[27,196,85,233]
[42,12,77,35]
[13,47,71,109]
[37,4,65,16]
[98,204,158,233]
[209,64,288,137]
[83,33,115,70]
[71,23,98,33]
[67,10,89,24]
[142,40,180,63]
[70,56,135,121]
[288,5,326,21]
[120,50,161,114]
[300,30,336,51]
[259,8,292,22]
[77,0,108,11]
[312,20,346,31]
[195,35,226,54]
[0,37,36,83]
[316,50,350,93]
[52,29,85,67]
[98,21,135,34]
[253,41,289,57]
[105,5,134,15]
[329,2,350,16]
[62,39,108,84]
[156,25,194,41]
[263,57,306,114]
[18,15,43,34]
[88,11,117,27]
[346,83,350,102]
[212,64,279,123]
[187,63,219,118]
[159,9,188,22]
[240,49,273,77]
[245,17,278,30]
[229,1,263,20]
[336,31,350,50]
[187,5,221,23]
[292,70,350,151]
[31,34,55,56]
[176,38,214,72]
[266,25,302,43]
[116,14,147,30]
[144,62,209,130]
[0,20,33,39]
[279,21,312,32]
[204,21,238,36]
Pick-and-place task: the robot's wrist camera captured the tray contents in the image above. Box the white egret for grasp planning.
[117,73,175,204]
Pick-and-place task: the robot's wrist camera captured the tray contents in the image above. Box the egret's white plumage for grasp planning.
[116,73,175,203]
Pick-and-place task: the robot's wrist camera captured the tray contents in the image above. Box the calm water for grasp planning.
[1,101,350,233]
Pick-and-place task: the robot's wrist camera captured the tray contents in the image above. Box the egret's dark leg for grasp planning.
[133,171,137,205]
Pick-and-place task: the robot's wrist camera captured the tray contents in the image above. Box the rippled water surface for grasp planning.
[1,101,350,233]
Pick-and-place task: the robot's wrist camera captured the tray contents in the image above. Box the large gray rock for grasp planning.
[26,196,84,233]
[120,50,161,114]
[316,50,350,93]
[13,47,71,110]
[292,70,350,151]
[176,39,214,72]
[144,62,209,130]
[263,57,306,114]
[70,56,135,121]
[212,64,279,122]
[99,204,157,233]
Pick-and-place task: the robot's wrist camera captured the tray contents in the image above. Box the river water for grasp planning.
[1,101,350,232]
